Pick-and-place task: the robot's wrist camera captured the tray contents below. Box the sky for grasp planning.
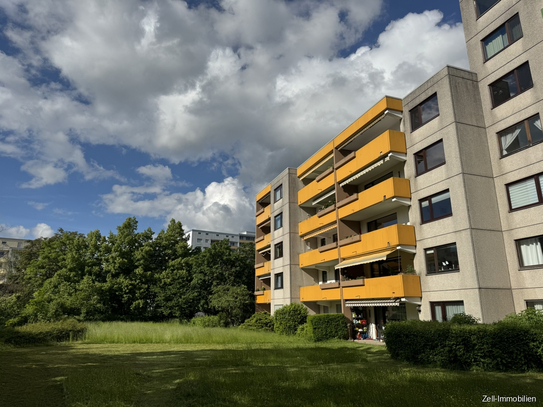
[0,0,469,239]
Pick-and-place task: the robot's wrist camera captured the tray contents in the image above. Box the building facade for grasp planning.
[254,0,543,334]
[0,237,31,283]
[186,229,255,250]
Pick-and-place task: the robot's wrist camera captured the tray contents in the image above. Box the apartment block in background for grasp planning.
[0,238,31,283]
[186,229,255,250]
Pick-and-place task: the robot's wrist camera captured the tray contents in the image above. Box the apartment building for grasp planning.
[254,0,543,334]
[186,229,255,250]
[0,237,31,283]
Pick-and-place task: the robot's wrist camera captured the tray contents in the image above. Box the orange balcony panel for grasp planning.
[256,234,271,251]
[298,172,334,206]
[297,141,334,179]
[336,130,406,184]
[340,224,415,259]
[299,275,421,302]
[256,206,271,226]
[256,184,271,202]
[256,290,271,304]
[255,261,271,277]
[299,210,337,237]
[299,247,339,268]
[338,178,411,219]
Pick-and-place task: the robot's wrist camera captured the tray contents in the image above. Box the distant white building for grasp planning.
[185,229,255,250]
[0,237,31,283]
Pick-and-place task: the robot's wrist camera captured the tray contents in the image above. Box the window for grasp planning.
[415,140,445,176]
[483,14,522,60]
[431,301,464,322]
[322,270,328,284]
[490,62,533,108]
[274,273,283,289]
[420,190,452,223]
[364,172,393,190]
[322,305,329,314]
[475,0,500,18]
[336,304,342,313]
[499,115,543,157]
[274,242,283,259]
[0,251,4,258]
[410,94,439,131]
[334,269,340,282]
[196,238,202,243]
[367,213,398,232]
[205,239,209,243]
[332,234,337,243]
[516,235,543,268]
[274,185,283,202]
[274,213,283,230]
[507,173,543,211]
[425,243,459,274]
[526,300,543,311]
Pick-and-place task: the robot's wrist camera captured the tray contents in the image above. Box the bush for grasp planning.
[190,315,227,328]
[295,323,311,340]
[0,319,87,346]
[307,314,349,342]
[274,303,308,336]
[385,318,543,372]
[239,312,274,331]
[449,312,479,325]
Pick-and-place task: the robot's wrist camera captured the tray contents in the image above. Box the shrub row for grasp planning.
[306,314,349,342]
[239,312,274,331]
[190,315,227,328]
[384,319,543,372]
[0,319,87,346]
[274,303,308,335]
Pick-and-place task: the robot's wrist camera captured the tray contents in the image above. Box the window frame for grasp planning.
[410,93,439,132]
[489,62,533,108]
[498,115,543,158]
[425,243,460,275]
[515,235,543,270]
[274,212,283,230]
[430,301,465,322]
[274,242,283,259]
[506,172,543,212]
[475,0,500,19]
[419,190,453,224]
[481,14,522,61]
[274,272,284,289]
[414,139,446,176]
[322,270,328,284]
[274,185,283,202]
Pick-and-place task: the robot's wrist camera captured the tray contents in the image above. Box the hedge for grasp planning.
[0,319,87,346]
[190,315,227,328]
[384,319,543,372]
[274,303,308,335]
[306,314,349,342]
[239,312,274,331]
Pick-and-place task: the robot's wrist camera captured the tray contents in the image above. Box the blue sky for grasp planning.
[0,0,468,239]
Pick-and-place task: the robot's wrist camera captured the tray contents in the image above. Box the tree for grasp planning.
[209,285,254,326]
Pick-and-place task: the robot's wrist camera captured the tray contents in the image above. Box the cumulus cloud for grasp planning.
[0,223,55,239]
[0,0,469,231]
[32,223,55,238]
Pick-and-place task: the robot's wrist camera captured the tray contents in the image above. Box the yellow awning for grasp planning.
[335,249,395,269]
[302,223,337,240]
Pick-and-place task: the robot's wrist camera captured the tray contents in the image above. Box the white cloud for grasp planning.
[136,164,172,185]
[32,223,55,238]
[0,224,30,239]
[28,201,50,210]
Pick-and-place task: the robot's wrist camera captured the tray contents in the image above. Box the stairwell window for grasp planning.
[274,242,283,259]
[415,140,446,176]
[274,184,283,202]
[490,62,533,108]
[506,173,543,211]
[274,213,283,230]
[475,0,500,18]
[420,190,452,223]
[499,115,543,157]
[274,272,284,289]
[483,14,522,60]
[410,93,439,131]
[516,235,543,268]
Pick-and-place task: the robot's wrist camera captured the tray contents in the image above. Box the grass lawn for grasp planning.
[1,323,542,407]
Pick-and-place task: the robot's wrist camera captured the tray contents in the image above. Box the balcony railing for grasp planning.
[256,206,271,226]
[336,130,406,184]
[298,172,334,206]
[255,261,271,277]
[340,224,415,259]
[256,290,271,304]
[299,274,421,302]
[256,234,271,251]
[299,208,337,237]
[299,245,339,268]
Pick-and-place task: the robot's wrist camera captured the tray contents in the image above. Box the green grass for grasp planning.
[1,323,542,407]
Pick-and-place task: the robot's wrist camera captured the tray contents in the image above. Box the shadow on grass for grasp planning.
[1,343,542,407]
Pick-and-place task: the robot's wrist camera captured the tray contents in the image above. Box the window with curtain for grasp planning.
[507,173,543,211]
[274,273,284,289]
[475,0,500,18]
[420,190,452,223]
[516,236,543,268]
[274,242,283,259]
[526,300,543,311]
[431,301,465,322]
[482,14,522,60]
[490,62,533,107]
[499,115,543,157]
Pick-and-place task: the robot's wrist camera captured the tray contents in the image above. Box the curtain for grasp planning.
[519,238,543,267]
[508,178,538,209]
[434,304,443,322]
[534,118,542,131]
[501,125,521,155]
[445,303,465,321]
[485,29,507,59]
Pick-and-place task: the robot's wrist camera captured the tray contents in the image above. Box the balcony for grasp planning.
[256,206,271,226]
[255,261,271,277]
[298,172,335,206]
[338,178,411,221]
[299,245,339,268]
[299,274,421,302]
[255,234,271,252]
[336,130,406,185]
[339,224,415,259]
[299,208,337,237]
[256,184,271,203]
[256,290,271,304]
